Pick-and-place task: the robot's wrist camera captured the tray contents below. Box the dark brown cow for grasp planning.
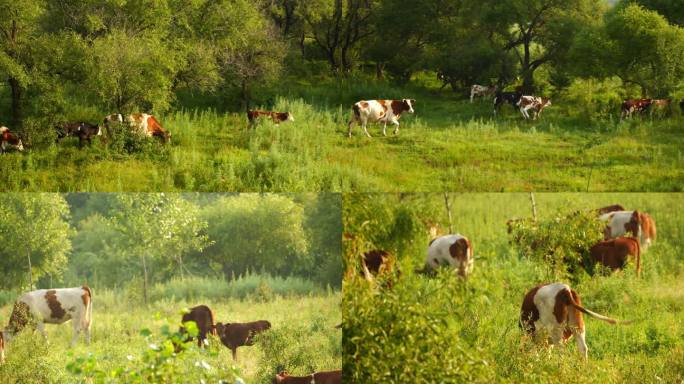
[621,99,652,119]
[247,110,294,127]
[179,305,216,348]
[590,237,641,277]
[55,121,102,148]
[273,370,342,384]
[215,320,271,361]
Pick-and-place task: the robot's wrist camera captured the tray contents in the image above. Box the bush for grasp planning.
[507,209,604,280]
[560,77,626,121]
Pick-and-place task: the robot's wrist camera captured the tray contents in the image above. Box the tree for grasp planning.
[629,0,684,26]
[0,194,71,290]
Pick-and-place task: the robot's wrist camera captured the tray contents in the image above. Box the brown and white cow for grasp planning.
[520,282,628,359]
[273,369,342,384]
[590,237,641,277]
[599,210,656,249]
[2,286,92,347]
[215,320,271,361]
[470,84,497,103]
[247,110,294,127]
[621,99,652,119]
[126,113,171,143]
[517,96,552,120]
[424,234,474,278]
[347,99,415,137]
[179,305,216,348]
[0,126,24,153]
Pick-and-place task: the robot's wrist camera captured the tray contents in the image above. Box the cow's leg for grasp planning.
[71,321,82,347]
[362,122,371,138]
[470,90,475,103]
[519,106,528,120]
[382,121,388,136]
[231,347,237,361]
[392,119,400,135]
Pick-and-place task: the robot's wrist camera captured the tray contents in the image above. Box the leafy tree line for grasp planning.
[0,193,342,299]
[2,0,683,132]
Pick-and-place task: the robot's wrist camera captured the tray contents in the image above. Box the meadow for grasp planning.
[1,80,682,192]
[0,277,342,384]
[343,193,684,383]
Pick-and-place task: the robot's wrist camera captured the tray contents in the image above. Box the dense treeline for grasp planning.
[0,193,342,298]
[1,0,683,131]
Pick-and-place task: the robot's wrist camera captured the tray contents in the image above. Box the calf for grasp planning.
[179,305,216,348]
[493,91,523,115]
[2,286,92,347]
[247,110,294,127]
[126,113,171,143]
[470,84,497,103]
[621,99,652,119]
[517,96,551,120]
[599,210,656,249]
[273,370,342,384]
[55,121,102,148]
[424,234,474,279]
[215,320,271,361]
[590,237,641,277]
[0,126,24,153]
[347,99,415,137]
[520,282,627,359]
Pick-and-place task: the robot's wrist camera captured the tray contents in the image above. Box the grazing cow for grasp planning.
[590,237,641,277]
[424,234,474,278]
[520,282,627,359]
[273,370,342,384]
[179,305,216,348]
[470,84,498,103]
[55,121,102,148]
[126,113,171,143]
[215,320,271,361]
[517,96,552,120]
[247,110,294,127]
[599,210,656,249]
[620,99,652,119]
[493,91,523,115]
[2,286,92,347]
[595,204,625,215]
[347,99,415,137]
[0,126,24,153]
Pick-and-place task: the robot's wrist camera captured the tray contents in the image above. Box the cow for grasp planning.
[215,320,271,361]
[55,121,102,148]
[595,204,625,215]
[590,237,641,277]
[423,234,474,279]
[620,99,652,119]
[599,210,656,249]
[126,113,171,143]
[0,126,24,153]
[179,305,216,348]
[493,91,523,115]
[517,96,551,120]
[470,84,498,103]
[247,110,294,127]
[347,99,415,138]
[520,282,628,360]
[273,370,342,384]
[2,286,92,347]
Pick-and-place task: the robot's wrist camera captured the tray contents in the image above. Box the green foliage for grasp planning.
[560,77,626,121]
[507,209,605,280]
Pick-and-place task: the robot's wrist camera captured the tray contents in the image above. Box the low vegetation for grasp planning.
[343,193,684,383]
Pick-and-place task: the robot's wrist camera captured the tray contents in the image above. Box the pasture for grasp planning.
[343,193,684,383]
[0,81,682,192]
[0,278,341,384]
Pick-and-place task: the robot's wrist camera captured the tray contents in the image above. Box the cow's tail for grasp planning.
[634,238,641,278]
[83,285,93,329]
[561,288,630,325]
[209,307,217,336]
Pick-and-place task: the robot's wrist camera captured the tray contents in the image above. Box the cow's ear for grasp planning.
[411,99,416,104]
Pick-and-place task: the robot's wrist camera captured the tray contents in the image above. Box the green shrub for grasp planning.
[560,77,625,121]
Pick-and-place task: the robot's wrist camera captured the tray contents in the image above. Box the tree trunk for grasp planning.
[529,193,538,222]
[26,248,33,290]
[521,39,535,93]
[241,80,250,111]
[375,62,385,79]
[9,77,23,128]
[141,254,149,306]
[444,193,454,234]
[178,255,184,281]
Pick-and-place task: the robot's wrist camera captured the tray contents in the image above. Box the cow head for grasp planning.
[403,99,415,114]
[286,112,295,122]
[540,97,551,108]
[273,370,289,384]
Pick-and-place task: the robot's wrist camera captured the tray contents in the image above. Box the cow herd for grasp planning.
[0,292,341,383]
[359,204,656,360]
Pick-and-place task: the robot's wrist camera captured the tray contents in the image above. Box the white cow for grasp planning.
[347,99,415,137]
[520,282,627,360]
[3,286,93,347]
[470,84,497,103]
[424,234,474,278]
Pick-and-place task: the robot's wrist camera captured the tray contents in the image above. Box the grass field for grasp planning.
[343,193,684,383]
[1,81,682,192]
[0,280,341,384]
